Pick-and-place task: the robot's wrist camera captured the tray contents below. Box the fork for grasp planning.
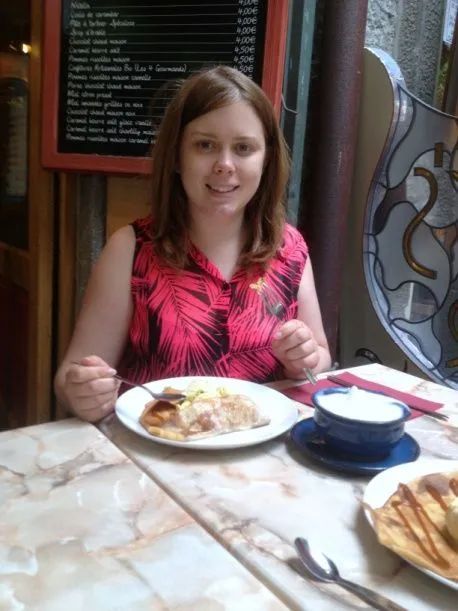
[70,362,185,402]
[113,374,185,402]
[258,286,318,385]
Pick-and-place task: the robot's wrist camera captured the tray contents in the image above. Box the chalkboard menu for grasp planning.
[42,0,289,173]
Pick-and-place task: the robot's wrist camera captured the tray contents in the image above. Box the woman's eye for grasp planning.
[195,140,214,151]
[235,142,253,155]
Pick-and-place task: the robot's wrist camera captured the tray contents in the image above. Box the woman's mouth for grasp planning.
[206,184,239,193]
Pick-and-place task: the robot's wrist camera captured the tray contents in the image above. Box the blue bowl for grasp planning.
[312,387,411,460]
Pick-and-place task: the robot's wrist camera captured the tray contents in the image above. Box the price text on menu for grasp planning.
[59,0,267,157]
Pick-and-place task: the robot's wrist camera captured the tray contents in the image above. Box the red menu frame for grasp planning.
[41,0,289,175]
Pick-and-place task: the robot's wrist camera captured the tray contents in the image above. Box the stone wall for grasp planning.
[365,0,446,104]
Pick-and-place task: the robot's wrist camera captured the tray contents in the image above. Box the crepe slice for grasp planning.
[370,471,458,580]
[139,386,270,441]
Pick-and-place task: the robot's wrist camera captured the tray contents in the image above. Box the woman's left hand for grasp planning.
[271,319,320,378]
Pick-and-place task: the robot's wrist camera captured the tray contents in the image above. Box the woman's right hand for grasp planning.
[63,355,120,422]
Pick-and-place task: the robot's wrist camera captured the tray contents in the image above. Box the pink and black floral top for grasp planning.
[119,216,308,384]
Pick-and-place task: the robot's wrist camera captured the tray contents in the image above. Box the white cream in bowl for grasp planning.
[317,386,407,422]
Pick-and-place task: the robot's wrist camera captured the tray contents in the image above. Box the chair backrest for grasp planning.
[361,47,457,389]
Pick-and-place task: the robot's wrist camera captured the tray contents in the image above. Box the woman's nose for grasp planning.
[213,152,234,174]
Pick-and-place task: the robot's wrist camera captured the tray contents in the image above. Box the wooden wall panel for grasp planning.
[54,173,76,420]
[0,245,29,429]
[26,0,55,423]
[106,176,150,237]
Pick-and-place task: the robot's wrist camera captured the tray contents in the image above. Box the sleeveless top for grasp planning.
[118,216,308,384]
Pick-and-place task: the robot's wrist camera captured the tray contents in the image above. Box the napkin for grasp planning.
[282,371,444,420]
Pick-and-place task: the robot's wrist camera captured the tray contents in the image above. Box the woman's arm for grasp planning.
[54,225,136,420]
[272,257,331,378]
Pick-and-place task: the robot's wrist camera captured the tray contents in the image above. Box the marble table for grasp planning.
[0,419,287,610]
[99,364,458,611]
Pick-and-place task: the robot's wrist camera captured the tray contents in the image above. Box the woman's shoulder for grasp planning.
[130,214,153,240]
[98,224,136,268]
[88,224,136,283]
[280,223,309,257]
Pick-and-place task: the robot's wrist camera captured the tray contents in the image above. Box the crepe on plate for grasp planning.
[371,470,458,580]
[139,384,270,441]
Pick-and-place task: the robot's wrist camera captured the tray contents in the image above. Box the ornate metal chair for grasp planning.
[341,47,457,390]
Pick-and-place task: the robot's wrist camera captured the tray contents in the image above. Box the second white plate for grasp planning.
[115,376,298,450]
[363,458,458,590]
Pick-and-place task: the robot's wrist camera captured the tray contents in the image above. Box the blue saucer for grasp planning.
[289,418,420,475]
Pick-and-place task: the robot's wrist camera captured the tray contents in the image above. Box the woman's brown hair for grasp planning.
[150,66,290,268]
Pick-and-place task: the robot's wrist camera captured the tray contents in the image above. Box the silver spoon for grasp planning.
[294,537,407,611]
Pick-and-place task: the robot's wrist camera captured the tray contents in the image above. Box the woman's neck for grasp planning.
[189,216,246,281]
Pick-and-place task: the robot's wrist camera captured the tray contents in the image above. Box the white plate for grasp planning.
[363,458,458,590]
[115,376,298,450]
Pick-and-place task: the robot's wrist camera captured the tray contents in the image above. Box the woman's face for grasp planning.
[178,101,266,223]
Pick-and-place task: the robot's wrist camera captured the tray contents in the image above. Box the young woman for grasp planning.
[55,66,331,422]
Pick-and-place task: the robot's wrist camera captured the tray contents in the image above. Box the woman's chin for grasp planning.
[195,202,246,220]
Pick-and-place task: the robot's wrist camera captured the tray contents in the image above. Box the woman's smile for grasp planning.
[206,183,239,194]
